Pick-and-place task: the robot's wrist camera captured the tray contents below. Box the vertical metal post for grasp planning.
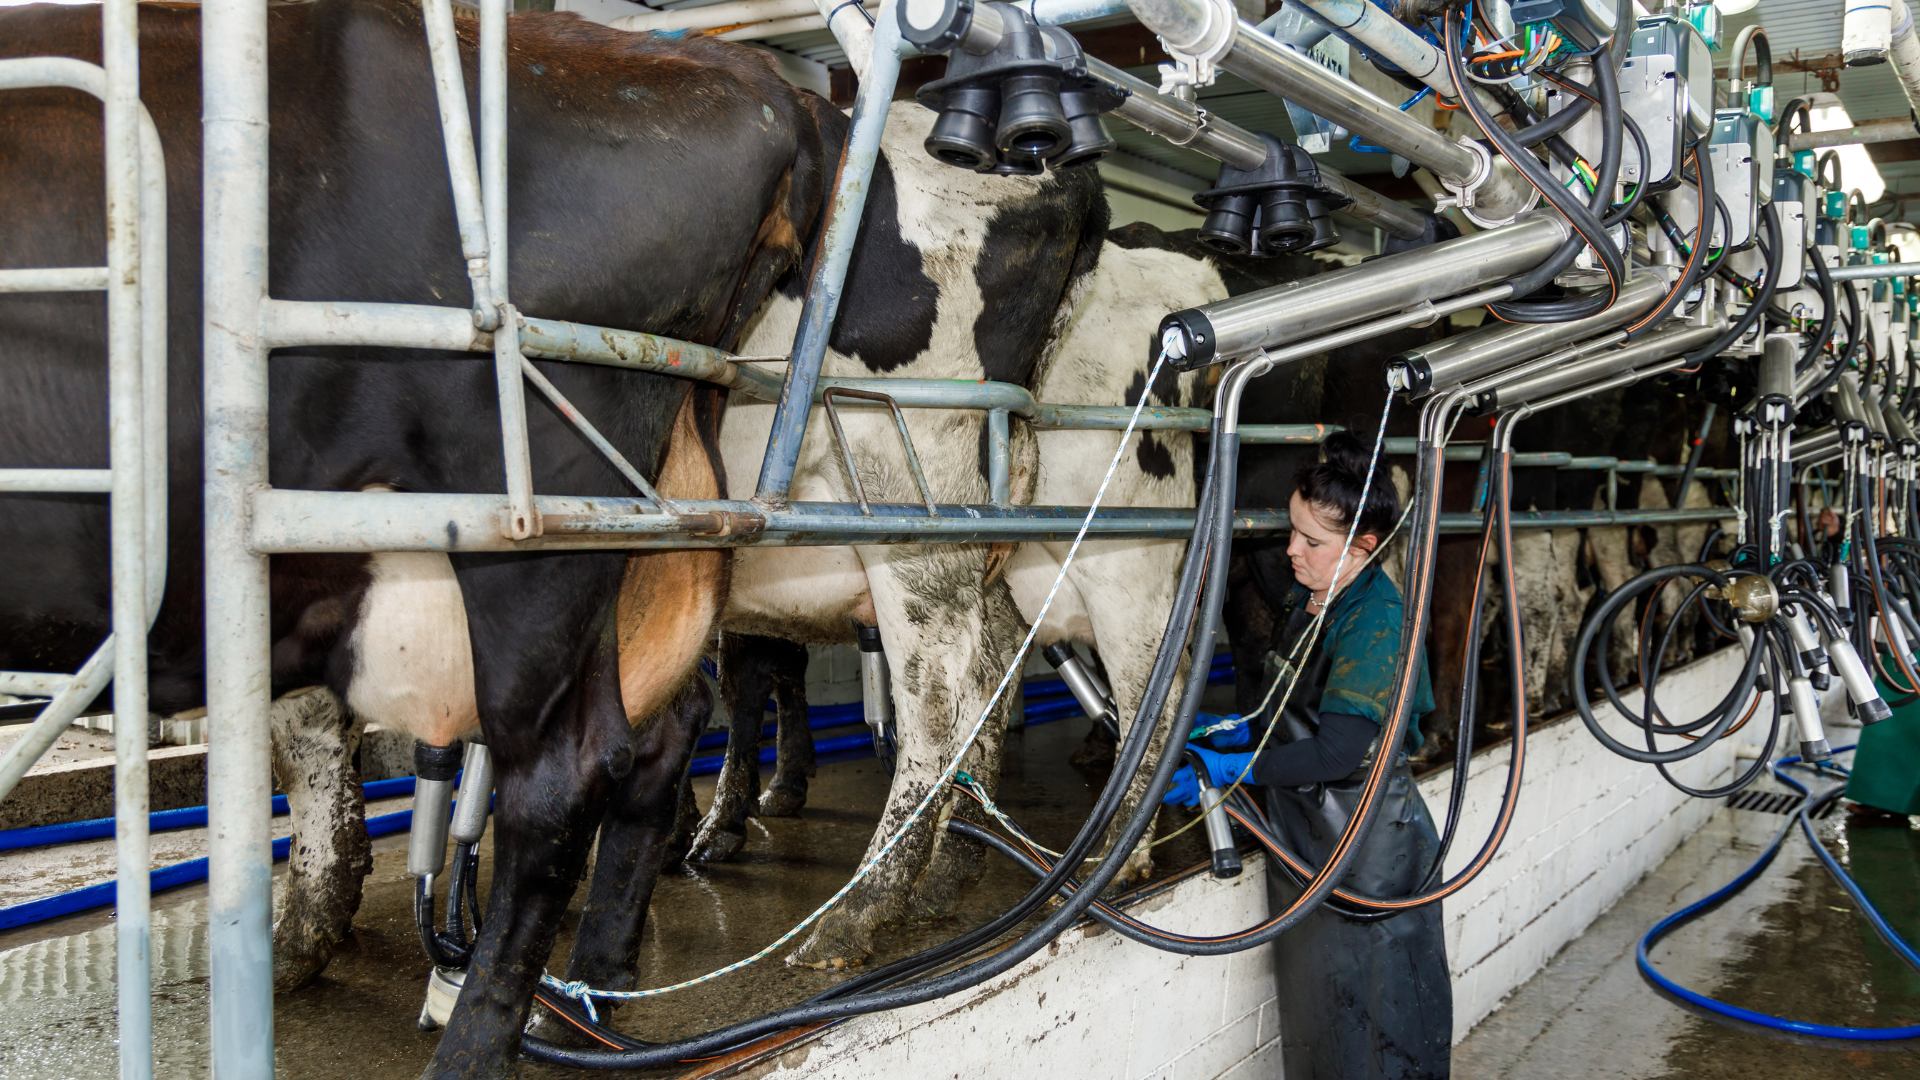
[202,0,276,1073]
[752,0,902,506]
[422,0,497,328]
[478,0,535,538]
[988,408,1010,507]
[103,1,150,1075]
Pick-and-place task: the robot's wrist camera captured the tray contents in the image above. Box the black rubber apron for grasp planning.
[1257,595,1452,1080]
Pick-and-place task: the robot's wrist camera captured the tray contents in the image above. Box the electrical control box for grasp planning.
[1708,108,1773,251]
[1772,167,1811,289]
[1620,15,1715,191]
[1510,0,1620,49]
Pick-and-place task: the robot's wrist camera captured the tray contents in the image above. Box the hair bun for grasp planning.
[1320,431,1372,481]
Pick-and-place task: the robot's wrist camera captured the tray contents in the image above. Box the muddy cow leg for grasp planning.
[785,544,1018,966]
[269,685,370,993]
[758,638,813,818]
[688,633,774,862]
[423,556,634,1080]
[533,676,709,1041]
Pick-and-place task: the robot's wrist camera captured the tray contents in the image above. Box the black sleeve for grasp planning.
[1251,711,1378,788]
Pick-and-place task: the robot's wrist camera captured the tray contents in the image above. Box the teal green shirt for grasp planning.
[1297,564,1434,745]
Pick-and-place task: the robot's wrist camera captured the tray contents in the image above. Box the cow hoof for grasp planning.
[757,787,806,818]
[1109,846,1154,891]
[785,921,874,970]
[271,933,334,994]
[686,825,745,863]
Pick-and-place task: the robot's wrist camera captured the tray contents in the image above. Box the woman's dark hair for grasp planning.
[1293,431,1398,541]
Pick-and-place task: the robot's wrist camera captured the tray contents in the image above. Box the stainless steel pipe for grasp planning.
[1828,260,1920,281]
[1127,0,1531,222]
[1391,273,1672,396]
[1158,212,1570,367]
[1083,58,1427,240]
[1475,322,1722,412]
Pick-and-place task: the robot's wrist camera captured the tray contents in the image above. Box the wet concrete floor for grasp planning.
[0,714,1210,1079]
[1454,750,1920,1079]
[5,721,1918,1078]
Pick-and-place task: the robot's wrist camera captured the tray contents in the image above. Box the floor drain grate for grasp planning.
[1726,790,1841,818]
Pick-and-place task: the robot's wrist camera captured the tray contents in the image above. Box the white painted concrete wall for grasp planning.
[1421,644,1789,1041]
[748,645,1803,1078]
[745,866,1282,1080]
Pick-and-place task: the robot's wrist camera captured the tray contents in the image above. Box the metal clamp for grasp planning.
[821,386,940,517]
[1155,0,1236,95]
[1433,139,1537,230]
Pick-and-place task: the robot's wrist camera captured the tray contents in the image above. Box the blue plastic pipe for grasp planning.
[1636,747,1920,1040]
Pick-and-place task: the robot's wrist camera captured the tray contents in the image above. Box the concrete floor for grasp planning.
[2,721,1917,1079]
[0,715,1209,1079]
[1454,754,1920,1079]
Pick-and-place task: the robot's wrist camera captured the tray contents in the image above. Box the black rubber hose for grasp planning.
[1626,137,1717,342]
[1603,113,1651,228]
[1447,0,1629,322]
[1572,565,1764,763]
[521,391,1327,1063]
[1800,242,1840,376]
[1680,203,1785,370]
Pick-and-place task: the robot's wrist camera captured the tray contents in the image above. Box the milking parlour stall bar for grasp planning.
[1,0,1918,1077]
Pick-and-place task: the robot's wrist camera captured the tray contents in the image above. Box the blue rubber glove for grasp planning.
[1190,745,1256,787]
[1162,765,1202,807]
[1193,712,1251,748]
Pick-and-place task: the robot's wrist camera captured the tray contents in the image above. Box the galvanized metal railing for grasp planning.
[0,4,168,1076]
[189,0,1751,1072]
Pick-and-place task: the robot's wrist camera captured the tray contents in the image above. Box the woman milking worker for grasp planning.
[1164,433,1451,1079]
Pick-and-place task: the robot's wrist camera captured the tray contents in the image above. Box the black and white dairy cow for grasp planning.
[701,108,1233,965]
[0,1,834,1074]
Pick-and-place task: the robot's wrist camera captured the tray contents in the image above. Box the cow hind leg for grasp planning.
[425,632,628,1080]
[785,545,1019,967]
[269,685,370,993]
[689,636,771,863]
[758,638,814,818]
[529,677,709,1045]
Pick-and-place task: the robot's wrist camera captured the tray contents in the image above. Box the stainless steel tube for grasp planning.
[1159,213,1570,367]
[1084,58,1427,240]
[448,741,494,844]
[1793,427,1843,458]
[1127,0,1530,221]
[203,0,276,1070]
[1476,322,1721,411]
[1786,117,1920,152]
[1393,273,1671,396]
[1828,260,1920,281]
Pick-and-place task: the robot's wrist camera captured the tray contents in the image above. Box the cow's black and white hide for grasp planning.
[714,108,1110,965]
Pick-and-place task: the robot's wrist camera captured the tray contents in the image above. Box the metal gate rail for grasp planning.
[0,7,169,1077]
[193,0,1749,1072]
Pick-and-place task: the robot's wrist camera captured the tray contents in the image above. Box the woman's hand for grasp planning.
[1161,747,1256,807]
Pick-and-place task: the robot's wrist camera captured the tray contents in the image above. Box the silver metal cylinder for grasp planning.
[857,624,895,762]
[1760,333,1798,400]
[1784,609,1829,671]
[449,741,493,845]
[1394,274,1675,397]
[1197,782,1243,879]
[1084,58,1427,240]
[1785,676,1831,761]
[1159,213,1570,367]
[1827,259,1920,281]
[1794,426,1842,458]
[1126,0,1526,218]
[1863,386,1895,436]
[1835,373,1876,429]
[1044,643,1116,725]
[1476,322,1723,412]
[1825,634,1895,722]
[408,778,457,879]
[1832,562,1852,622]
[407,741,464,878]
